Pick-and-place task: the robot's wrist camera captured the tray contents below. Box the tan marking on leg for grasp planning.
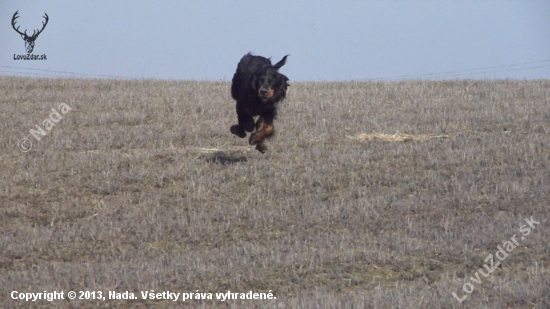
[262,117,274,139]
[249,117,274,145]
[255,116,265,132]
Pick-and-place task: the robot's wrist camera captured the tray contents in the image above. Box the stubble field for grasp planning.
[1,77,549,308]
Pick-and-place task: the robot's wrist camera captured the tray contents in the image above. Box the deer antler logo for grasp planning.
[12,10,49,54]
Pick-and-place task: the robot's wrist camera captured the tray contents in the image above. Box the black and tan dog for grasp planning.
[230,53,289,153]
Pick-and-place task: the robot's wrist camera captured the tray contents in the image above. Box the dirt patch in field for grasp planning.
[347,132,452,142]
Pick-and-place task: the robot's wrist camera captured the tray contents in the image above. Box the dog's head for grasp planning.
[254,55,289,103]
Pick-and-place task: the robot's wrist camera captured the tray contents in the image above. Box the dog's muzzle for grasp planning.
[258,87,274,100]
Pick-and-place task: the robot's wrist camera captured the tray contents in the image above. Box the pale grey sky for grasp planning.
[1,1,549,81]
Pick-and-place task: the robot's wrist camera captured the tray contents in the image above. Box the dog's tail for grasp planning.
[273,55,289,70]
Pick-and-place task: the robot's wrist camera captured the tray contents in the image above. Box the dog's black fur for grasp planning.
[230,53,289,153]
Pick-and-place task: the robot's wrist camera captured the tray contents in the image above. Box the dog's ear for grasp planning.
[272,74,289,103]
[273,55,289,70]
[275,74,289,88]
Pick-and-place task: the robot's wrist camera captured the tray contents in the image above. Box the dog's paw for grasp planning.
[230,125,246,138]
[255,142,268,153]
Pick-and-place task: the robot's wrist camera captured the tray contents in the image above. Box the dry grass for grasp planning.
[1,77,549,308]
